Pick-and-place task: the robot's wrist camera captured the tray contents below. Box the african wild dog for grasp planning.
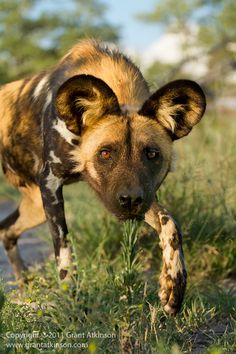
[0,39,206,315]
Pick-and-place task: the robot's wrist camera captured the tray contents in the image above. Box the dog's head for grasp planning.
[55,75,206,220]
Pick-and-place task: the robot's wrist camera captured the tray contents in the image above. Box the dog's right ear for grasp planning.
[55,74,121,135]
[139,80,206,140]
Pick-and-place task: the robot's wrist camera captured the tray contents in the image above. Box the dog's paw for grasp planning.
[159,268,187,315]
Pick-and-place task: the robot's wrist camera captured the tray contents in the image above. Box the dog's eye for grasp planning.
[146,148,160,160]
[100,149,112,160]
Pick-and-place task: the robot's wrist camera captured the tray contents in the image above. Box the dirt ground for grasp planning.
[191,312,235,353]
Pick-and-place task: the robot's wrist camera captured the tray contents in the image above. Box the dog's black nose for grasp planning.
[118,191,143,209]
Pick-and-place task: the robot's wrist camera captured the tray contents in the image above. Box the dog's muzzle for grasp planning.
[115,187,147,220]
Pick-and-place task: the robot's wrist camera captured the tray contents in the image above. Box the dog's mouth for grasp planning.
[110,200,152,222]
[101,195,152,222]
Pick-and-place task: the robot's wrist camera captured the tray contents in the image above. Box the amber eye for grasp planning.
[146,148,160,160]
[100,149,111,160]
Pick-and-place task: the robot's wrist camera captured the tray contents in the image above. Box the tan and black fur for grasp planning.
[0,40,206,315]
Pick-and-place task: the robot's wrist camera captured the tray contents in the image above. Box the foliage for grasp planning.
[0,0,119,83]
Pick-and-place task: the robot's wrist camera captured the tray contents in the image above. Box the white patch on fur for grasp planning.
[158,212,172,248]
[70,153,84,173]
[53,118,79,145]
[33,75,49,99]
[58,246,71,270]
[46,168,62,202]
[50,151,61,164]
[43,91,52,114]
[158,213,185,279]
[58,225,64,239]
[169,250,185,279]
[162,242,174,269]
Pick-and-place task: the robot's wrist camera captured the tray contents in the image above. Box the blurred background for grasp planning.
[0,2,236,352]
[0,0,236,112]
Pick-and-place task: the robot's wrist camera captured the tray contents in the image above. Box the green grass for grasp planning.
[0,112,236,353]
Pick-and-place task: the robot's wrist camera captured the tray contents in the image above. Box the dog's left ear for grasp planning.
[55,74,121,135]
[139,80,206,140]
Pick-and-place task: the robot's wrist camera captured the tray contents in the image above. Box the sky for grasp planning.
[102,1,206,76]
[102,0,162,51]
[35,0,163,61]
[35,0,161,52]
[34,0,185,68]
[102,0,189,69]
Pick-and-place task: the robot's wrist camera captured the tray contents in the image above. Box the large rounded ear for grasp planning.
[139,80,206,140]
[55,74,121,135]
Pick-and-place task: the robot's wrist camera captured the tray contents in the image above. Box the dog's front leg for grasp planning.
[145,200,187,315]
[39,168,72,281]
